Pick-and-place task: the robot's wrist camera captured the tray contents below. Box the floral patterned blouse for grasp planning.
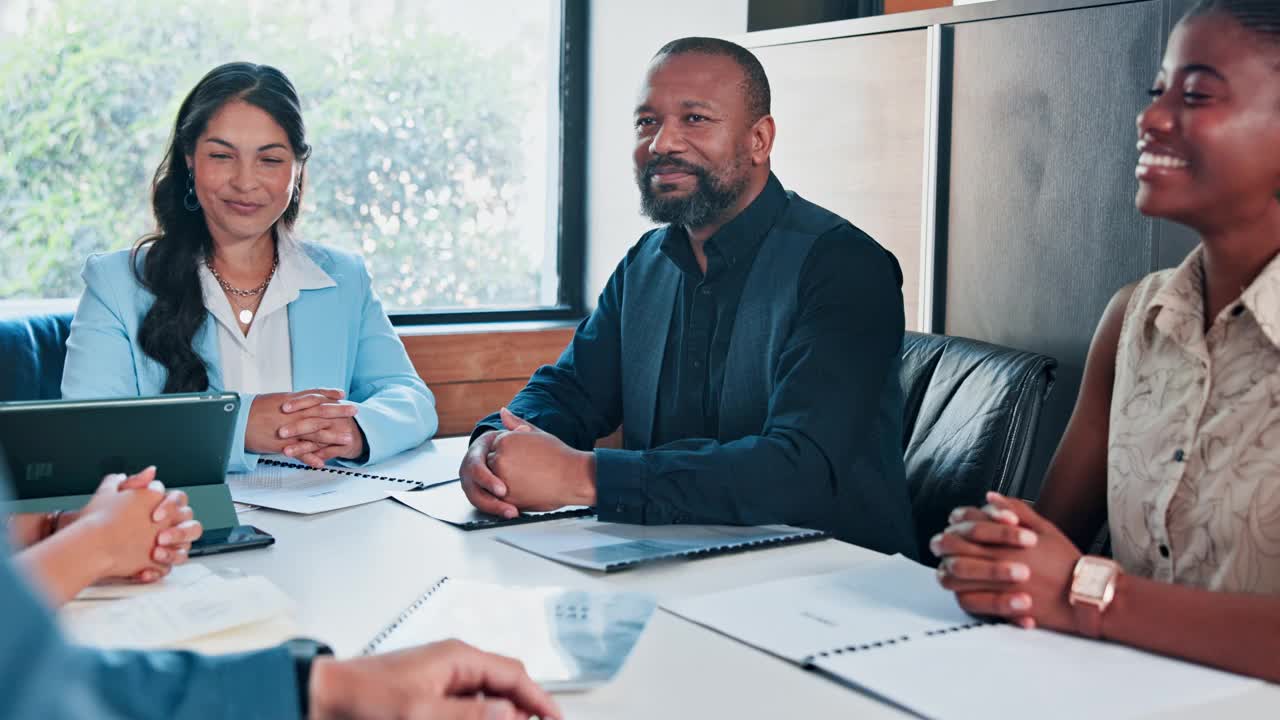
[1109,245,1280,593]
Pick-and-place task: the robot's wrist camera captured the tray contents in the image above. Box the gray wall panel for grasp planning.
[943,1,1166,494]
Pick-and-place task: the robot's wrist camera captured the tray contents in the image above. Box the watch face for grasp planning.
[1075,559,1116,600]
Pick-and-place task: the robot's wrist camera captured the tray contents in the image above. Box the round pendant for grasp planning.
[238,309,254,325]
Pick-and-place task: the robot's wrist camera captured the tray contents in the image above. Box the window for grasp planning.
[0,0,583,322]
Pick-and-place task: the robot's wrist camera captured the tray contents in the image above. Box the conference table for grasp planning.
[202,437,1280,719]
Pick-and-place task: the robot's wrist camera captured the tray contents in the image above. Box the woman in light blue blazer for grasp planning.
[62,62,437,473]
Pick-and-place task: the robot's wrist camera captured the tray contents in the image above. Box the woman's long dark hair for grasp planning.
[133,62,312,392]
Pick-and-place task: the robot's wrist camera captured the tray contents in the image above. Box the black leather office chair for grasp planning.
[0,313,74,402]
[899,332,1056,565]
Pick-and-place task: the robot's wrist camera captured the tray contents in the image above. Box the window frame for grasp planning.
[389,0,588,327]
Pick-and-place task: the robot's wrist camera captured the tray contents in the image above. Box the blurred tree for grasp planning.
[0,0,546,310]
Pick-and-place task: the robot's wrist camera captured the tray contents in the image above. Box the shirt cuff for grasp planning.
[226,392,261,474]
[594,448,649,523]
[470,423,502,445]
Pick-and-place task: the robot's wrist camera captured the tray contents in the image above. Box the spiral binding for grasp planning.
[361,576,451,656]
[260,458,426,489]
[801,619,992,665]
[462,505,593,529]
[600,528,826,572]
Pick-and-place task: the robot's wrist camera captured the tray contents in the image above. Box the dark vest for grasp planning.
[616,192,914,556]
[619,191,905,457]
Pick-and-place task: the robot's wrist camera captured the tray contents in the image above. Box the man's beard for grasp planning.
[636,155,750,228]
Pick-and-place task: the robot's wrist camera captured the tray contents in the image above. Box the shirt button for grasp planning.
[1231,305,1245,317]
[1159,544,1170,558]
[693,360,703,369]
[1173,449,1185,462]
[700,288,712,296]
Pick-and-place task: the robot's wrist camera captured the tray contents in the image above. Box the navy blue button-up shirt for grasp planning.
[478,174,914,553]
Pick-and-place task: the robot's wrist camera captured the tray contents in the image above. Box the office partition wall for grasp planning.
[745,0,1199,494]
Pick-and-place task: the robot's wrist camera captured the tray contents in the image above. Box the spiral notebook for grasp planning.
[227,458,448,514]
[666,555,1259,720]
[389,479,592,530]
[495,517,826,572]
[362,576,657,692]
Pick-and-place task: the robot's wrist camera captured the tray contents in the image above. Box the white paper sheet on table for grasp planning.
[495,517,824,572]
[364,577,656,692]
[226,459,438,514]
[74,563,215,601]
[665,554,1260,720]
[390,481,590,529]
[62,574,294,650]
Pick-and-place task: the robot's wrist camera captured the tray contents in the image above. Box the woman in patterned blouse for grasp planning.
[933,0,1280,681]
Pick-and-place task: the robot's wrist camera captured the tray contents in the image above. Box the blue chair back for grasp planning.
[0,313,74,401]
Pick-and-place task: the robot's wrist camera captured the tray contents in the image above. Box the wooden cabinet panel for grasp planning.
[400,327,573,437]
[430,379,530,438]
[403,328,574,385]
[754,30,930,329]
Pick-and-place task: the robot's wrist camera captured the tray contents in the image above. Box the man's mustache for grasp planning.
[643,156,706,180]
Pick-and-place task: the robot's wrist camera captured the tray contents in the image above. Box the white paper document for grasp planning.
[666,555,1260,720]
[74,563,215,602]
[365,577,656,691]
[62,575,294,650]
[820,621,1258,720]
[666,553,973,662]
[390,482,590,529]
[227,462,392,514]
[496,517,824,572]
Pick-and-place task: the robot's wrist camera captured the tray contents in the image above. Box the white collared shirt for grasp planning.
[198,239,337,395]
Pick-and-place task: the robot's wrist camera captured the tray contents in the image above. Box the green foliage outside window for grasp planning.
[0,0,555,311]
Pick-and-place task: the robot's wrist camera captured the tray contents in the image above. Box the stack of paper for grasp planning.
[62,569,298,653]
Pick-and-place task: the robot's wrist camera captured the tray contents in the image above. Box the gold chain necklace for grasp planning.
[205,253,279,326]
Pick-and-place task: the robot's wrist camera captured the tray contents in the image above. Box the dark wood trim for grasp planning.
[558,0,589,313]
[738,0,1147,47]
[390,307,582,326]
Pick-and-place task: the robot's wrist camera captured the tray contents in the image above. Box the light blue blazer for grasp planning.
[61,243,438,473]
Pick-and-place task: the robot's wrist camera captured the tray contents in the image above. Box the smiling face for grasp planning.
[187,99,300,248]
[632,52,771,230]
[1136,12,1280,232]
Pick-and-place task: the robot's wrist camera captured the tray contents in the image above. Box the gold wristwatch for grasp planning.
[1068,555,1121,639]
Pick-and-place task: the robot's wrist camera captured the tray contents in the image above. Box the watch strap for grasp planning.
[285,637,334,717]
[1068,556,1120,639]
[1072,599,1104,639]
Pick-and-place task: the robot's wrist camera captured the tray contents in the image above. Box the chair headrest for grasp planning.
[0,313,75,401]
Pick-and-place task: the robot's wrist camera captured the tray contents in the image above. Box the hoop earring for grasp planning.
[184,176,201,212]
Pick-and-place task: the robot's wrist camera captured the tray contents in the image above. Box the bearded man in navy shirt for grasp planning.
[460,36,916,558]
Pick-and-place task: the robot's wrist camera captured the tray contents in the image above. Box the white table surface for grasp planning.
[203,438,1280,719]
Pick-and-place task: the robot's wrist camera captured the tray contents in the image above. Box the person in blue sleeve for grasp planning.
[60,62,437,473]
[459,37,917,557]
[0,462,559,719]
